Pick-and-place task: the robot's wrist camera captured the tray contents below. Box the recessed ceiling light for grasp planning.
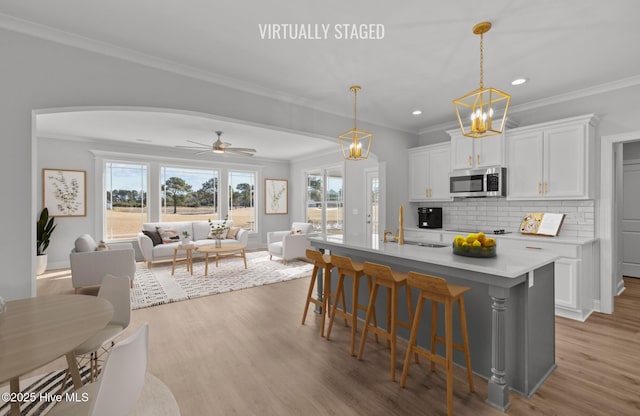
[412,110,423,115]
[511,78,528,86]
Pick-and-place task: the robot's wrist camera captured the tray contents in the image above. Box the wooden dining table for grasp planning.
[0,294,114,416]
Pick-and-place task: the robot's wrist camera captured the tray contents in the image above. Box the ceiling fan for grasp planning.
[177,131,256,157]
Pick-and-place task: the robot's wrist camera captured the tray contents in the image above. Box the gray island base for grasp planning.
[309,236,558,412]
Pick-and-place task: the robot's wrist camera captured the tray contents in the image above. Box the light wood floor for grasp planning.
[34,268,640,415]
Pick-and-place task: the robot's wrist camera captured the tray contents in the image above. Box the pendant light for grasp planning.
[339,85,372,160]
[453,22,510,138]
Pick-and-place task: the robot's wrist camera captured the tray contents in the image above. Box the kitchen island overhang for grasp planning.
[309,236,558,412]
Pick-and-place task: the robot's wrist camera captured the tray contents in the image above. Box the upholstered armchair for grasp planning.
[267,222,315,264]
[70,234,136,293]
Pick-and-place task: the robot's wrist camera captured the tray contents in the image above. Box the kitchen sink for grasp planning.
[403,241,448,248]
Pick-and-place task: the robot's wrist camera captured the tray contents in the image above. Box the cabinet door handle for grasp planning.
[477,154,480,165]
[544,182,548,194]
[526,246,543,250]
[538,182,542,194]
[425,188,428,198]
[468,156,472,166]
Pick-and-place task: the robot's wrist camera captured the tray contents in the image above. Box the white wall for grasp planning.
[0,28,416,300]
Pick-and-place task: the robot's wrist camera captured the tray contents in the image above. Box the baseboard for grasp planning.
[555,306,592,322]
[46,259,71,271]
[616,279,626,296]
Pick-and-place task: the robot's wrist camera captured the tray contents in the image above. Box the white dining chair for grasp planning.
[63,274,132,385]
[48,323,149,416]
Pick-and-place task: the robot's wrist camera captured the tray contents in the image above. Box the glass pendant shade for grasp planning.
[453,21,510,139]
[339,85,372,160]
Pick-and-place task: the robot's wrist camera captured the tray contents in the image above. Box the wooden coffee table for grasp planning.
[195,243,247,276]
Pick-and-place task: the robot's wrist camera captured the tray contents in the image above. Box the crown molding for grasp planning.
[417,74,640,136]
[0,13,298,103]
[509,74,640,114]
[0,13,413,135]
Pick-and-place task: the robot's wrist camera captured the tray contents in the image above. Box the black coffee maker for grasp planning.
[418,207,442,229]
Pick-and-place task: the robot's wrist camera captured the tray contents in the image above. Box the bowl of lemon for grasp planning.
[452,232,497,258]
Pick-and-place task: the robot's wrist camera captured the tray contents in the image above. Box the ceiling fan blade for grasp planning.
[225,147,256,153]
[176,145,207,149]
[224,149,255,156]
[186,140,212,147]
[194,149,213,155]
[233,152,255,157]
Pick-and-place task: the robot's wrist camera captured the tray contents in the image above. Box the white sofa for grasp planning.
[70,234,136,293]
[137,220,248,267]
[267,222,315,264]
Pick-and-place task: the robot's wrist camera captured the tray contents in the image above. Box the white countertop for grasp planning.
[405,227,597,245]
[309,236,558,279]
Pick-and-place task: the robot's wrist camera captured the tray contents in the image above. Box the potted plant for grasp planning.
[182,230,191,244]
[36,207,56,275]
[208,217,229,248]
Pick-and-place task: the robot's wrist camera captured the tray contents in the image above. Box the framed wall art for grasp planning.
[43,168,87,217]
[265,178,288,214]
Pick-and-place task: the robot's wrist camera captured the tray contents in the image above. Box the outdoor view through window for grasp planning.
[306,167,343,235]
[105,162,256,240]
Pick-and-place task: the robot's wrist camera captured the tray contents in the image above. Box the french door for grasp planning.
[305,167,343,236]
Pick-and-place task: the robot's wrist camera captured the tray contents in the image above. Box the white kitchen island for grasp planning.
[309,235,558,412]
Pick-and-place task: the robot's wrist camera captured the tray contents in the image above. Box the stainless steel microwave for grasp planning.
[449,167,506,198]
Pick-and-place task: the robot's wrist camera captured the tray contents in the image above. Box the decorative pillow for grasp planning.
[290,229,302,235]
[96,240,110,251]
[226,226,240,239]
[142,230,163,246]
[74,234,97,252]
[157,227,180,243]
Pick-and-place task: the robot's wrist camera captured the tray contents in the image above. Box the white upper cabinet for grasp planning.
[448,129,504,170]
[507,131,545,199]
[408,142,452,202]
[506,114,597,200]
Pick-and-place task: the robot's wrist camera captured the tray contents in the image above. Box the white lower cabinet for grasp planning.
[554,258,578,310]
[499,239,595,321]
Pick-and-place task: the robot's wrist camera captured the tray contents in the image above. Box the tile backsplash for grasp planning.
[415,199,594,238]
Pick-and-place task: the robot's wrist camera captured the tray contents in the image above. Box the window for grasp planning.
[102,160,257,240]
[160,167,219,223]
[228,171,256,231]
[105,162,148,240]
[306,167,343,235]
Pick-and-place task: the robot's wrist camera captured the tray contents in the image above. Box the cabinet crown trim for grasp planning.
[506,114,598,135]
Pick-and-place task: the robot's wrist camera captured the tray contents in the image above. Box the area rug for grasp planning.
[130,251,314,309]
[0,370,177,416]
[0,368,88,416]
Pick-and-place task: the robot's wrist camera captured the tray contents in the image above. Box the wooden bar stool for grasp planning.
[301,249,347,337]
[400,271,474,416]
[326,254,376,356]
[356,261,417,381]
